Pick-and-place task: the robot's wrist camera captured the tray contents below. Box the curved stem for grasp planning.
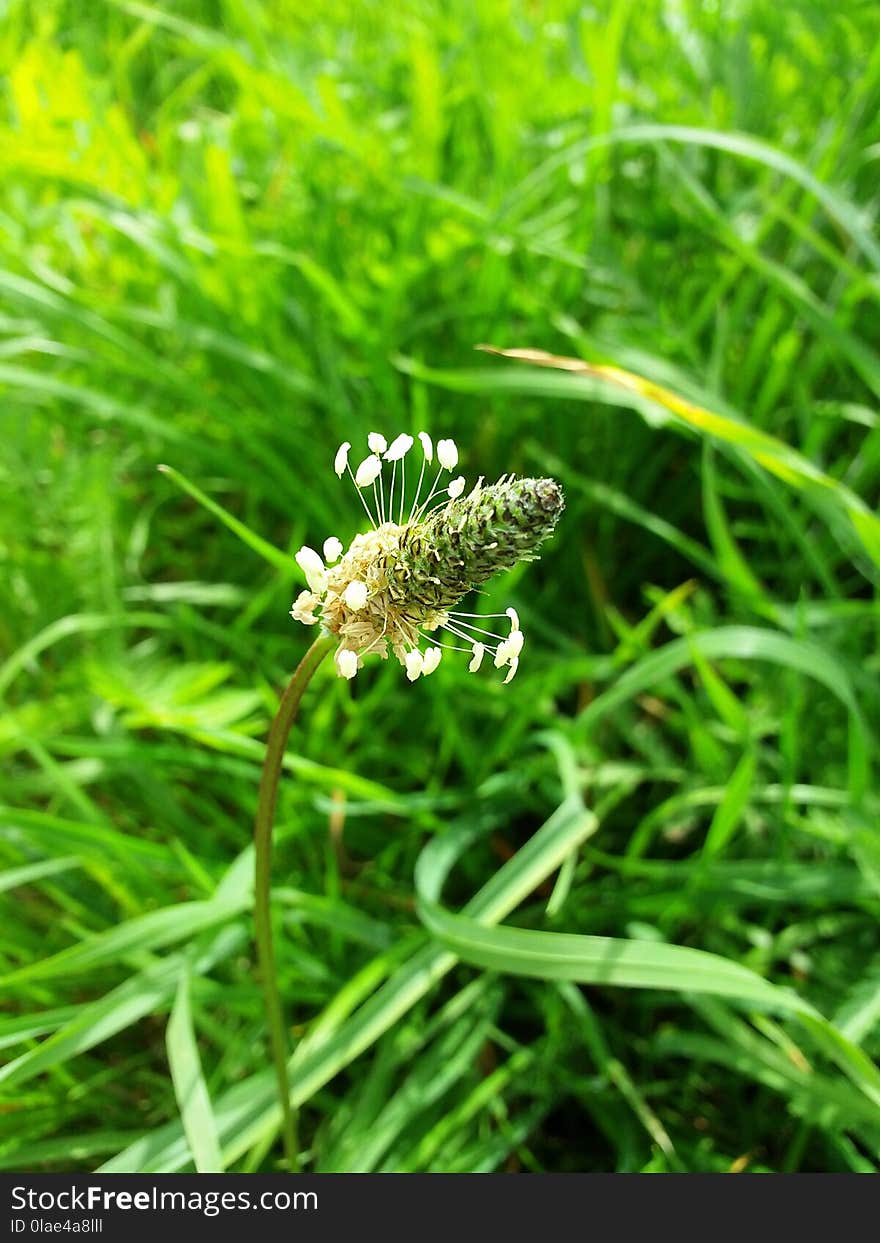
[254,632,335,1171]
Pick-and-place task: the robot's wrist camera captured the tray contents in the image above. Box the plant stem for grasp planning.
[254,631,335,1172]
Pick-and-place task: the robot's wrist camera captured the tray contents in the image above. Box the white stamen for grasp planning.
[295,545,326,593]
[345,462,378,529]
[494,639,513,668]
[323,536,343,564]
[422,637,474,654]
[506,629,524,658]
[422,646,442,675]
[410,441,429,518]
[441,620,499,649]
[448,476,465,499]
[503,657,519,684]
[336,649,358,680]
[384,433,414,462]
[506,607,520,631]
[468,642,485,673]
[334,442,351,477]
[405,649,424,681]
[290,590,320,625]
[411,466,444,521]
[450,611,512,619]
[446,617,506,641]
[355,455,382,488]
[343,579,368,610]
[368,432,387,454]
[437,438,458,470]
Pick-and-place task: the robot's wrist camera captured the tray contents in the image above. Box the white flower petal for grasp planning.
[418,431,433,463]
[334,442,351,478]
[506,629,524,658]
[468,642,485,673]
[384,433,414,462]
[323,536,343,564]
[405,649,424,682]
[295,545,327,593]
[368,432,387,454]
[447,476,465,499]
[355,455,382,488]
[335,649,358,680]
[506,606,520,632]
[437,438,458,470]
[422,646,442,675]
[343,579,368,610]
[503,657,519,684]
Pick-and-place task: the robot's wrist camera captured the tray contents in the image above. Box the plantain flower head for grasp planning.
[290,433,564,681]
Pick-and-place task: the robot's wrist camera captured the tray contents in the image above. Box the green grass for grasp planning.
[1,0,879,1173]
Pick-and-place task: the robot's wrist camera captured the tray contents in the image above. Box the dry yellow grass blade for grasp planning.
[476,345,880,572]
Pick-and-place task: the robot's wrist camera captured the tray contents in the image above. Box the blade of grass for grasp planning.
[156,464,295,574]
[166,968,224,1173]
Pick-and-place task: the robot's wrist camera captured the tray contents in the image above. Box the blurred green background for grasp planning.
[2,0,880,1173]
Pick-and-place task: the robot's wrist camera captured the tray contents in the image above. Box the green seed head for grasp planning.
[391,476,565,612]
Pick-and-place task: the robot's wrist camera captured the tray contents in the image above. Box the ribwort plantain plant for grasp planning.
[256,430,564,1170]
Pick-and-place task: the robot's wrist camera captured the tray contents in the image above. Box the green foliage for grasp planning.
[1,0,879,1173]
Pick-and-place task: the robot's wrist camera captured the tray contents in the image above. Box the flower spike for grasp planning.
[291,431,564,684]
